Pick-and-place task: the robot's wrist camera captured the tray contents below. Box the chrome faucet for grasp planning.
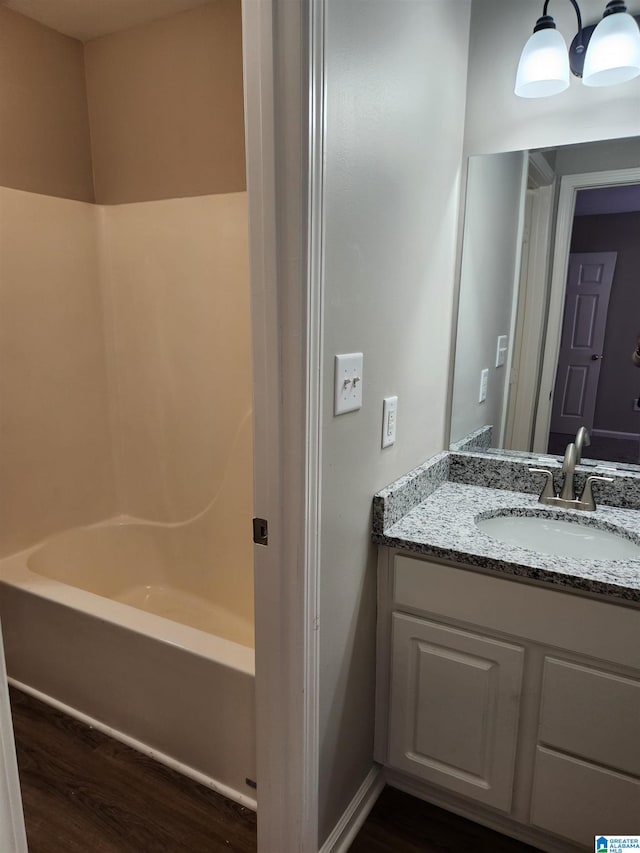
[559,442,579,501]
[529,434,613,511]
[574,426,591,464]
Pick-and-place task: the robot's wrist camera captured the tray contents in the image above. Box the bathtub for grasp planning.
[0,514,256,808]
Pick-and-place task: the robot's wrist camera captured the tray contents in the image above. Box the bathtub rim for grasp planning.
[0,541,255,678]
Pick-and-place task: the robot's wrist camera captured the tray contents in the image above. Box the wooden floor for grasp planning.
[10,687,541,852]
[10,688,257,853]
[351,786,541,852]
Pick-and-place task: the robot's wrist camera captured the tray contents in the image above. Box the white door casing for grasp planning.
[549,252,617,436]
[242,0,322,850]
[505,183,554,451]
[0,623,27,853]
[497,155,529,448]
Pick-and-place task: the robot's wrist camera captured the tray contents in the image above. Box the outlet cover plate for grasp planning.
[479,368,488,403]
[334,353,363,415]
[496,335,508,368]
[382,396,398,448]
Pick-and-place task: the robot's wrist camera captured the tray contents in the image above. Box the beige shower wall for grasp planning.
[0,4,251,563]
[84,1,246,205]
[0,7,94,202]
[0,189,117,556]
[98,193,252,525]
[0,189,252,558]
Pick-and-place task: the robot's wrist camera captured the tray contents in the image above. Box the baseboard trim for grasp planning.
[319,765,385,853]
[385,770,585,853]
[8,679,257,812]
[591,428,640,442]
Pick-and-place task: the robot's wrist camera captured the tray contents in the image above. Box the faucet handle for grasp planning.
[578,475,614,511]
[529,468,556,502]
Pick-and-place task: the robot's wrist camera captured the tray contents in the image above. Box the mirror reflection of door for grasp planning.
[450,143,640,470]
[547,184,640,465]
[548,252,616,440]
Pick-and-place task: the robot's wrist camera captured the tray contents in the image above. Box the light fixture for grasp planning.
[515,0,640,98]
[583,0,640,85]
[515,13,571,98]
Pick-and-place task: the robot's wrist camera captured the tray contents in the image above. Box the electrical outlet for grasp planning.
[479,368,489,403]
[633,398,640,412]
[382,396,398,448]
[495,335,508,368]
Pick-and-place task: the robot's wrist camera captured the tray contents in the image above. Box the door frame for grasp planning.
[0,628,27,853]
[242,0,323,850]
[504,158,554,451]
[497,154,529,448]
[533,166,640,452]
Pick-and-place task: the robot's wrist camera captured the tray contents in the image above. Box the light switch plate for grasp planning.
[495,335,508,368]
[479,368,488,403]
[334,353,363,415]
[382,396,398,448]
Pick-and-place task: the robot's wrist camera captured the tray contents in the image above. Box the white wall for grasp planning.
[465,0,640,156]
[319,0,471,843]
[450,152,527,444]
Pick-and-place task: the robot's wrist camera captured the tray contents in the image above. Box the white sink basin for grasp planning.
[476,513,640,561]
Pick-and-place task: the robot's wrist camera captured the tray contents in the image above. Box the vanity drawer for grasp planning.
[530,747,640,846]
[392,555,640,670]
[539,658,640,777]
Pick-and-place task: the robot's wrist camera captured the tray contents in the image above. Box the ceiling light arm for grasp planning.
[539,0,586,73]
[543,0,584,35]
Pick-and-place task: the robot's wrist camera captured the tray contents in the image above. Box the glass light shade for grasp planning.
[583,12,640,86]
[515,28,570,98]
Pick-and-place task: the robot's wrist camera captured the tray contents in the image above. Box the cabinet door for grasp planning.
[388,613,524,811]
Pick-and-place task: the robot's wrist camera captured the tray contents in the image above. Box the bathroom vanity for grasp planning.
[373,450,640,853]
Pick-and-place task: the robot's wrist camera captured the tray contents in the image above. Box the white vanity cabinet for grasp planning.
[388,613,524,811]
[375,550,640,852]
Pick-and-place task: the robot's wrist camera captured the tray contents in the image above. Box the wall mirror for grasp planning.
[449,136,640,471]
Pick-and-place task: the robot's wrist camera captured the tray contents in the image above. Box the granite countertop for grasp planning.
[373,451,640,606]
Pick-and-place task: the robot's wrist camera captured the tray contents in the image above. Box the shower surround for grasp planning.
[0,0,254,805]
[0,186,255,803]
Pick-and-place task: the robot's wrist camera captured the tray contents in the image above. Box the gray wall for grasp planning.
[317,0,640,842]
[319,0,471,843]
[450,151,527,445]
[554,138,640,177]
[571,212,640,434]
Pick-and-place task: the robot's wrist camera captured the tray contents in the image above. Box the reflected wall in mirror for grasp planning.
[450,136,640,470]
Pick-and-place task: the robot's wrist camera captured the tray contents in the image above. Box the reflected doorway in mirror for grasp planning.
[449,138,640,473]
[538,175,640,466]
[549,251,616,435]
